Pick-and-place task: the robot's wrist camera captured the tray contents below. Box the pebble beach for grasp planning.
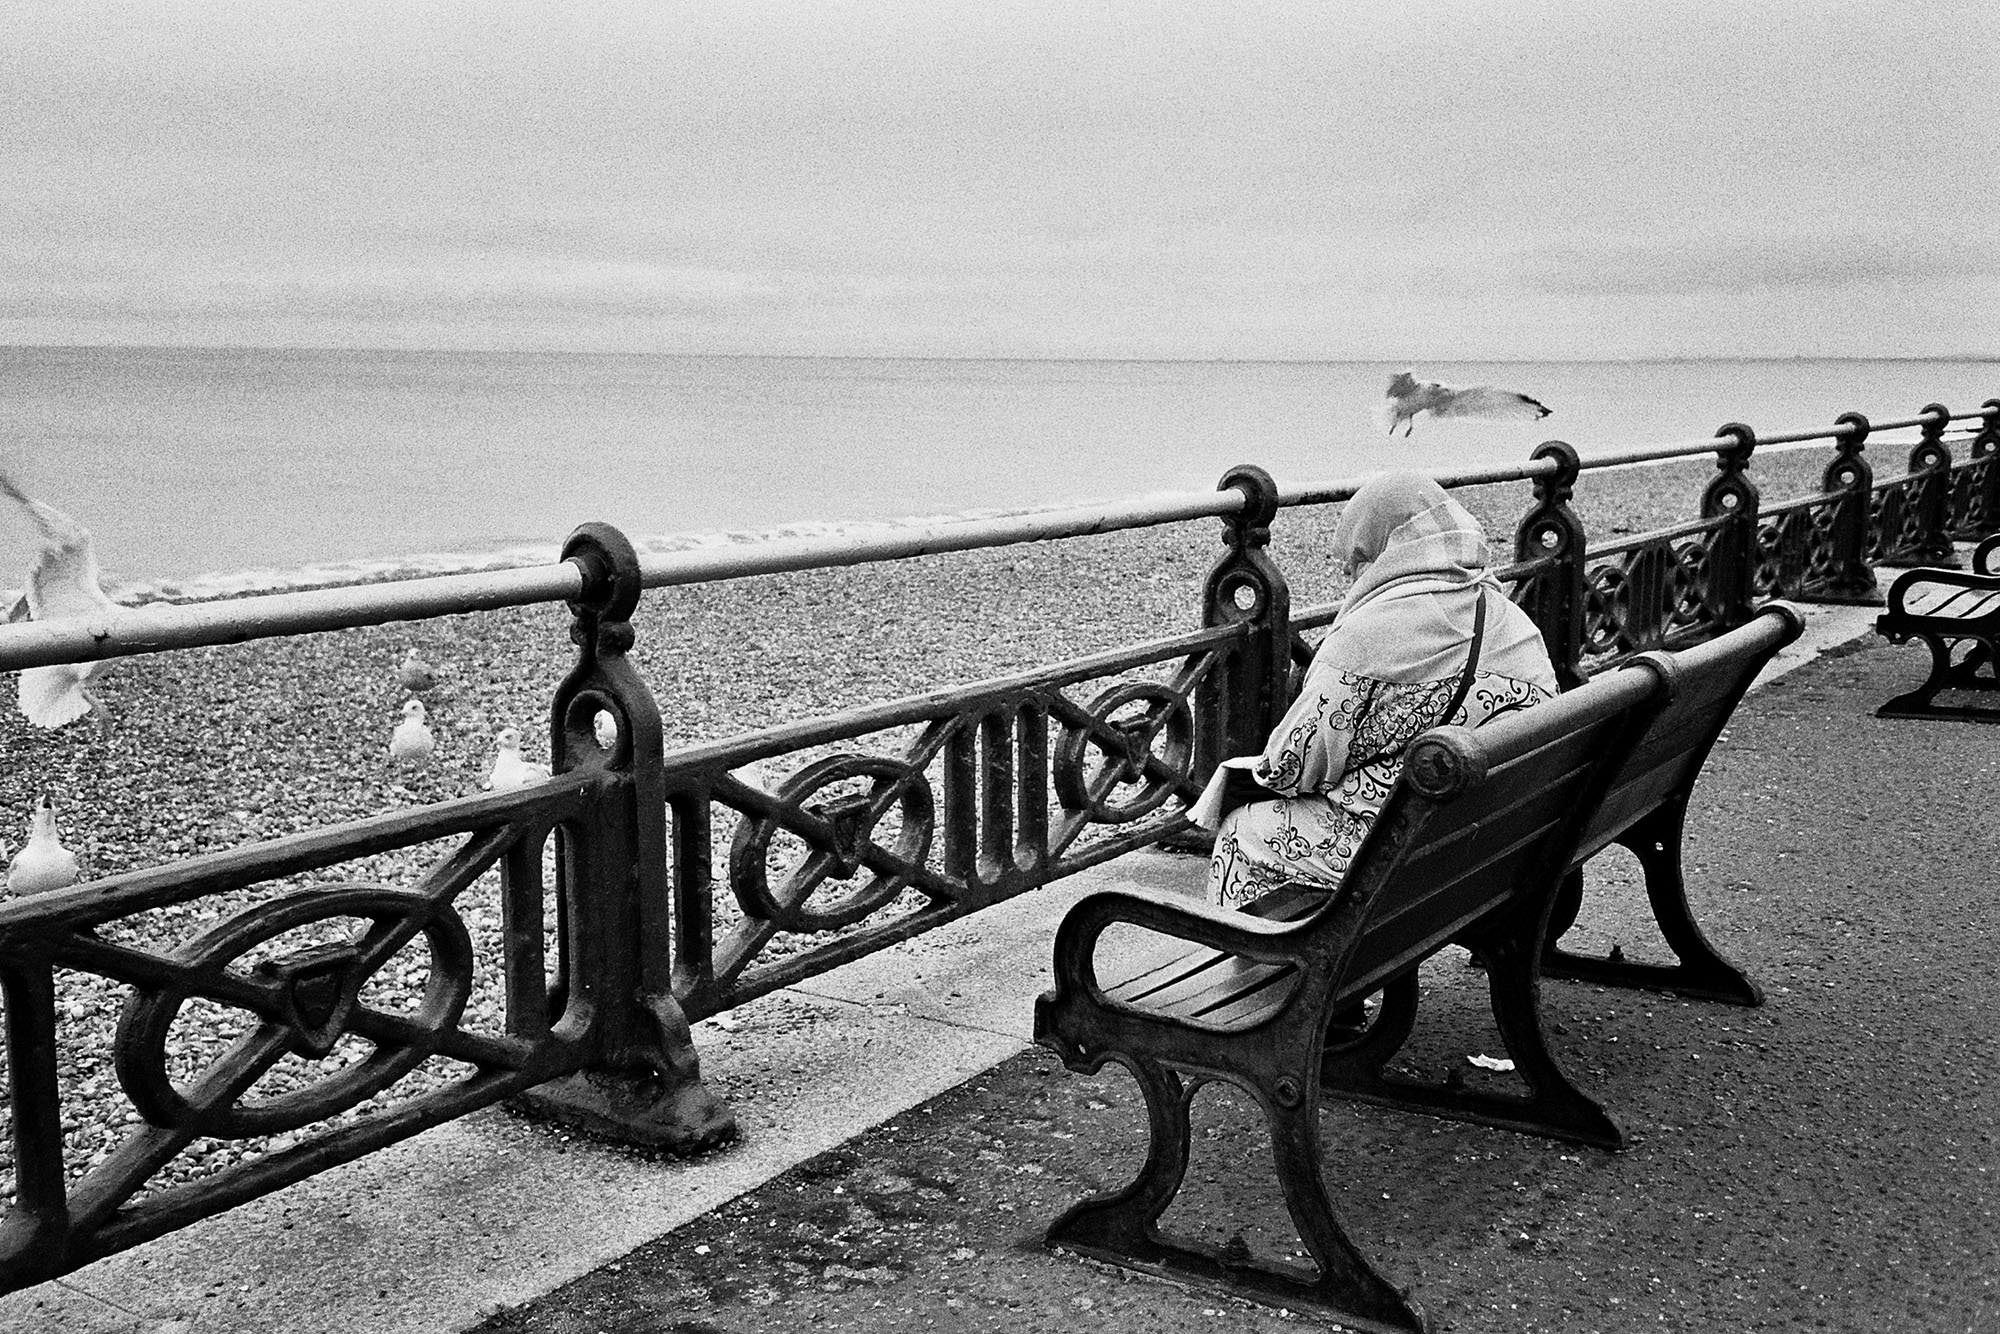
[0,447,1838,1206]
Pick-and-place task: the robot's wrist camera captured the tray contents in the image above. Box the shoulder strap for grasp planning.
[1439,588,1489,724]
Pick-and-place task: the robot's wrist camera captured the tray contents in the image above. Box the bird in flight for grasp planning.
[1379,370,1552,437]
[0,470,128,730]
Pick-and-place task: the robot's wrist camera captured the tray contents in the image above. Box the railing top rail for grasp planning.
[0,490,1254,672]
[0,560,585,673]
[1275,457,1561,508]
[633,489,1243,590]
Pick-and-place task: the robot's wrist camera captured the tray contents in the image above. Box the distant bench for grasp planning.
[1875,534,2000,721]
[1033,604,1803,1333]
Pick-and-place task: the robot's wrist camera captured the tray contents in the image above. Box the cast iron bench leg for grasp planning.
[1544,807,1763,1006]
[1319,973,1421,1094]
[1877,631,2000,721]
[1047,1055,1427,1334]
[1475,913,1624,1150]
[1046,1057,1193,1264]
[1325,899,1623,1150]
[1944,639,1996,688]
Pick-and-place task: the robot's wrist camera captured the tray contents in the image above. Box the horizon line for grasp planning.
[1,341,1994,366]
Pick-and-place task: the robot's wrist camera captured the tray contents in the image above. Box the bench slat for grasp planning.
[1902,584,2000,620]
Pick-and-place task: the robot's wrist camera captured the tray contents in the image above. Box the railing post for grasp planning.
[1891,403,1960,568]
[1953,398,2000,541]
[1803,412,1883,604]
[1701,423,1761,629]
[510,521,735,1153]
[1200,465,1291,770]
[1512,440,1588,689]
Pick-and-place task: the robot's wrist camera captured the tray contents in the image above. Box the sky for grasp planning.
[4,1,1997,361]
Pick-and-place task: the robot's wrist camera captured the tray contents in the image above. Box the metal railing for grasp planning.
[0,397,1994,1291]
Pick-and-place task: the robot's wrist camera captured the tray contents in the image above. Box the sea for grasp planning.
[0,346,1994,598]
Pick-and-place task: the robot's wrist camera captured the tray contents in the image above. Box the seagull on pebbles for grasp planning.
[485,727,552,790]
[388,699,436,768]
[1379,370,1552,437]
[397,646,437,694]
[8,795,81,895]
[0,470,130,730]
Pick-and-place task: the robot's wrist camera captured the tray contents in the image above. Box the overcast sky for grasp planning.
[5,1,1995,360]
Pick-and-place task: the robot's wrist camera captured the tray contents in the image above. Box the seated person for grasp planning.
[1204,472,1559,906]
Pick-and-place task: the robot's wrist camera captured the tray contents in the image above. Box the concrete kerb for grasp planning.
[0,598,1888,1334]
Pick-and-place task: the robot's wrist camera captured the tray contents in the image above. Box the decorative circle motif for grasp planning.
[1582,565,1627,656]
[1212,569,1267,619]
[729,754,934,932]
[114,887,472,1138]
[1667,538,1708,628]
[1054,683,1194,824]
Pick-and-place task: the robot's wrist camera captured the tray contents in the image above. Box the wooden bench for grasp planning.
[1542,601,1806,1004]
[1875,533,2000,721]
[1032,604,1803,1333]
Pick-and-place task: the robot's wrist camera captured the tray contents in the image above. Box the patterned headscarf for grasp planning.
[1333,472,1497,620]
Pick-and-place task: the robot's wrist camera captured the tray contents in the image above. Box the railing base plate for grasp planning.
[511,1070,737,1155]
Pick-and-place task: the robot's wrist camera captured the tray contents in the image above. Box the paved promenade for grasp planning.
[6,599,1996,1333]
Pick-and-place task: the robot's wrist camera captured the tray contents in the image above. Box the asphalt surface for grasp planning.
[465,634,2000,1334]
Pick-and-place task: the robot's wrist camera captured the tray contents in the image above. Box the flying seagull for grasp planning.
[1379,370,1552,437]
[0,470,127,729]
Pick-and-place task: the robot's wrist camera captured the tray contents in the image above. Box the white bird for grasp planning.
[8,795,80,895]
[0,470,127,729]
[396,646,437,694]
[592,709,618,751]
[1379,370,1552,437]
[388,699,435,767]
[484,727,552,789]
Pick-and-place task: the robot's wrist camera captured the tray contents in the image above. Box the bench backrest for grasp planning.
[1571,602,1805,864]
[1321,657,1673,1003]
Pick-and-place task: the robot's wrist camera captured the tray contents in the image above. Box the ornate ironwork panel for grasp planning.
[0,779,603,1290]
[1579,524,1723,673]
[1754,496,1833,600]
[667,625,1241,1017]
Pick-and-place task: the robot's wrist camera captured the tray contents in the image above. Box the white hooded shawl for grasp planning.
[1204,473,1559,906]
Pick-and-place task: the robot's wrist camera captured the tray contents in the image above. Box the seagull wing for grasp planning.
[22,535,115,621]
[1427,385,1552,422]
[18,666,95,729]
[0,472,124,729]
[0,473,117,621]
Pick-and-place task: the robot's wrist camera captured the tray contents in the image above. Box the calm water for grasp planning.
[0,346,1994,592]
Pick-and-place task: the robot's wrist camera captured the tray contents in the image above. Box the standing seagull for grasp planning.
[397,646,437,694]
[484,727,552,789]
[1379,370,1552,437]
[388,699,436,768]
[8,795,81,895]
[0,470,126,729]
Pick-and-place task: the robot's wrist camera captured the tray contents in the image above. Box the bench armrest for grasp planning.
[1050,886,1313,1001]
[1975,533,2000,578]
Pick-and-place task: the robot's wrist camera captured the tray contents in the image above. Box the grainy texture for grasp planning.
[474,638,2000,1334]
[0,454,1832,1213]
